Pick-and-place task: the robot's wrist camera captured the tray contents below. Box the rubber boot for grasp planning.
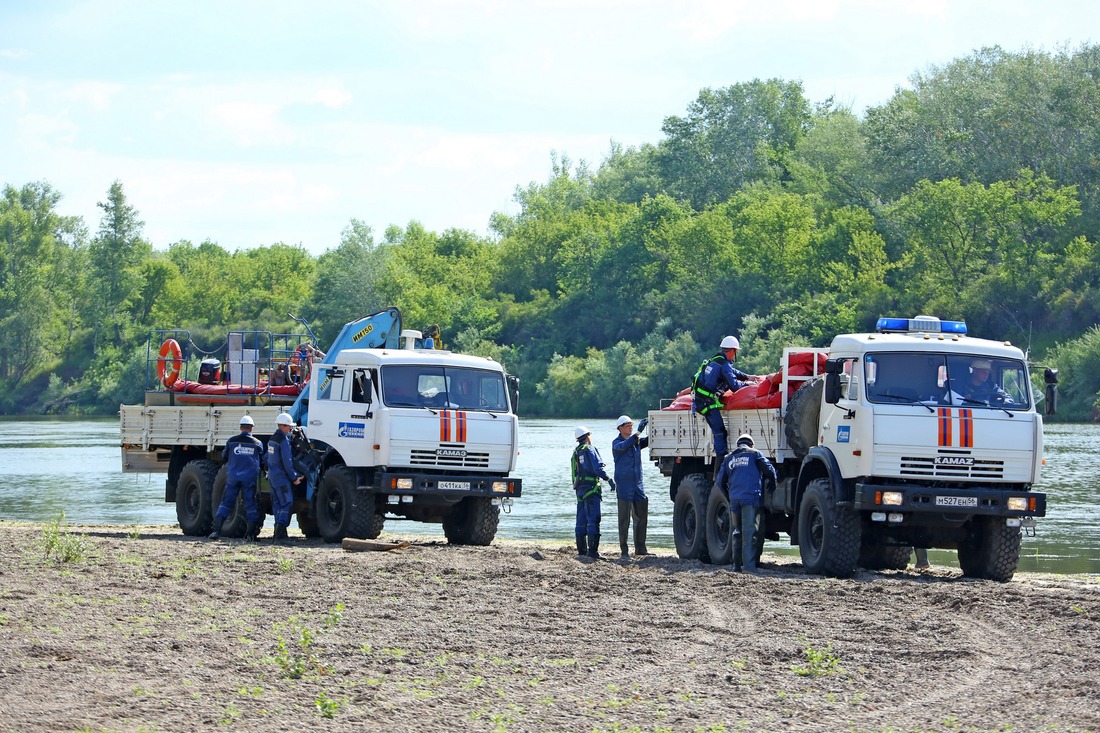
[617,499,630,558]
[245,521,260,542]
[575,535,587,557]
[273,523,288,543]
[587,533,601,559]
[633,499,650,555]
[208,518,224,540]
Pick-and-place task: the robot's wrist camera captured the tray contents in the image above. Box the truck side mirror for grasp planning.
[824,358,843,375]
[824,373,842,404]
[1044,368,1058,416]
[507,375,520,415]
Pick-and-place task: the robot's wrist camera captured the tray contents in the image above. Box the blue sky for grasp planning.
[1,1,1095,254]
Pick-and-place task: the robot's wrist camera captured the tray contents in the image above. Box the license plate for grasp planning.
[936,495,978,507]
[438,481,470,490]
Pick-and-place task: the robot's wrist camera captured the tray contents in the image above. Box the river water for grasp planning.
[1,417,1097,574]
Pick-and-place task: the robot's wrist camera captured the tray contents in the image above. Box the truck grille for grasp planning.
[897,455,1005,479]
[408,449,491,469]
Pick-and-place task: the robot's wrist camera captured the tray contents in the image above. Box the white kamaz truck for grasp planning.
[120,309,522,544]
[648,316,1057,581]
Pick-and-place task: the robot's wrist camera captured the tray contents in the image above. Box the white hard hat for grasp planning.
[239,415,255,427]
[575,425,591,440]
[971,359,992,370]
[615,415,633,428]
[720,335,740,350]
[736,433,754,447]
[276,412,295,426]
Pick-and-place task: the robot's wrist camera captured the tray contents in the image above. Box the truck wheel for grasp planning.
[958,517,1021,582]
[443,496,500,546]
[210,465,247,538]
[175,459,219,536]
[797,478,860,577]
[296,512,320,538]
[316,466,384,543]
[858,543,912,570]
[784,377,824,459]
[705,488,733,565]
[673,473,712,562]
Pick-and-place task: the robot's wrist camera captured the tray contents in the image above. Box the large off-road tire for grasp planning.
[705,488,734,565]
[210,465,248,539]
[443,496,500,546]
[785,377,824,459]
[673,473,712,562]
[797,478,860,577]
[957,516,1021,582]
[175,459,219,536]
[315,466,384,543]
[859,542,912,570]
[296,512,320,538]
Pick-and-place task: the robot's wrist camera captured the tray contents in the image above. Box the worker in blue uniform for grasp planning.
[715,434,776,573]
[266,412,302,543]
[692,335,754,464]
[571,426,615,559]
[611,415,650,559]
[209,415,266,541]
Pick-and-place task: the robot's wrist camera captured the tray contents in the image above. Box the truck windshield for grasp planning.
[381,365,509,412]
[864,352,1030,410]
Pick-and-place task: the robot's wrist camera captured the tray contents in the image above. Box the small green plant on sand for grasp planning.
[39,512,88,564]
[791,642,841,677]
[273,620,327,679]
[314,692,341,718]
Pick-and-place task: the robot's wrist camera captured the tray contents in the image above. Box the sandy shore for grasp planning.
[1,521,1098,732]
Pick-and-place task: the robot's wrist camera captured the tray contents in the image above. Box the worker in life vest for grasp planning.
[571,426,615,559]
[692,335,755,463]
[210,415,267,541]
[266,412,302,543]
[611,415,651,559]
[715,434,776,573]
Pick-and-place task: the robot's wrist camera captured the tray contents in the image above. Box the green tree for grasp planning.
[87,181,151,352]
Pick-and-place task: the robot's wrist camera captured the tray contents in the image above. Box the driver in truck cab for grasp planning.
[957,358,1012,404]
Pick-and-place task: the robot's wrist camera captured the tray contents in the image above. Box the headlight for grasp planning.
[492,481,508,493]
[1007,496,1028,511]
[396,477,413,489]
[882,491,904,506]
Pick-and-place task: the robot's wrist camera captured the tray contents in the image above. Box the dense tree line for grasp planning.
[3,45,1100,420]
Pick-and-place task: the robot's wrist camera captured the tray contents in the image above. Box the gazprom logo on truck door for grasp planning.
[836,426,850,443]
[338,422,366,438]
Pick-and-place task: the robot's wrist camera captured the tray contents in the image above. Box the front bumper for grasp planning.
[372,470,522,499]
[854,483,1046,518]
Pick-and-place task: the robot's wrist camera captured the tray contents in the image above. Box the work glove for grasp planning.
[636,417,648,434]
[608,479,617,493]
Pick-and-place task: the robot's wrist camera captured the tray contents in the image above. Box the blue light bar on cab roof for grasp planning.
[876,316,967,335]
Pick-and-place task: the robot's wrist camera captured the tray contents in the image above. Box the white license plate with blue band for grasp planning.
[936,496,978,507]
[439,481,470,490]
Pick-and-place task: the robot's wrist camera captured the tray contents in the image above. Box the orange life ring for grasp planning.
[157,339,183,388]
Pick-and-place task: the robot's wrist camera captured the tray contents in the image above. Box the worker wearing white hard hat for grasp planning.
[689,334,757,472]
[612,414,651,558]
[266,412,303,543]
[571,425,614,559]
[715,432,777,573]
[210,414,266,541]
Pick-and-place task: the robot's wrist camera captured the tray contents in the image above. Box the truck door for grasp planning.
[821,357,864,476]
[307,365,377,463]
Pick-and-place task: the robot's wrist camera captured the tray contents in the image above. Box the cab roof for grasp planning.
[331,348,505,371]
[828,331,1026,361]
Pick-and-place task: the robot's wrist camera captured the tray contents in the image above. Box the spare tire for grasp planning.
[785,376,824,458]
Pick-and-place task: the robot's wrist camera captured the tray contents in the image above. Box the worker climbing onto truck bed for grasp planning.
[266,412,303,543]
[692,335,756,463]
[571,426,615,560]
[209,415,266,541]
[715,434,776,573]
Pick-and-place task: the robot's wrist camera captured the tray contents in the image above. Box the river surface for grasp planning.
[1,417,1097,574]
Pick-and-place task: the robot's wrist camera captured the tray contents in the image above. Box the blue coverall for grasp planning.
[715,445,776,571]
[214,431,266,534]
[612,432,650,555]
[572,442,612,555]
[266,429,300,529]
[693,354,751,456]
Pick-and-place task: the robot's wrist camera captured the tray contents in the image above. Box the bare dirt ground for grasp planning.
[1,521,1098,733]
